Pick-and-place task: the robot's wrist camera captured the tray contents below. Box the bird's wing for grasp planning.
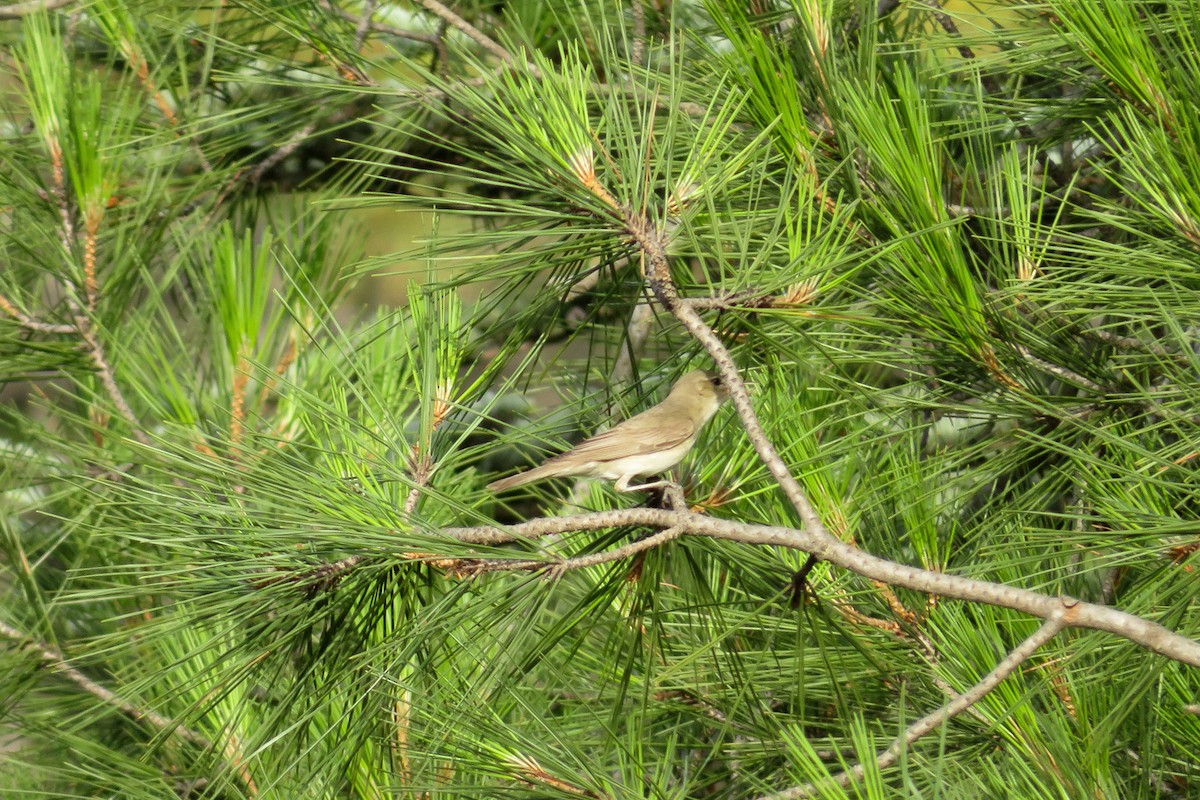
[545,409,697,465]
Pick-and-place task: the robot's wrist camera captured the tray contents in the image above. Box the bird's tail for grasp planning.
[486,463,564,492]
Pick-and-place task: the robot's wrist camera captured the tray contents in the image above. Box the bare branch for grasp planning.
[682,291,818,312]
[565,262,605,302]
[760,616,1067,799]
[403,451,431,516]
[0,0,76,20]
[319,0,439,45]
[411,0,515,65]
[0,620,260,793]
[311,553,368,588]
[438,508,1200,666]
[682,292,765,310]
[516,198,1200,664]
[1012,342,1106,393]
[611,297,656,385]
[629,0,646,68]
[919,0,976,61]
[1082,326,1188,362]
[352,0,378,50]
[248,121,318,185]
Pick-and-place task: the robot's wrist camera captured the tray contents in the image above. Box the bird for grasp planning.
[487,369,728,493]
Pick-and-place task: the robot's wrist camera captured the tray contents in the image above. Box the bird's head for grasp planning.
[669,369,730,409]
[703,370,731,401]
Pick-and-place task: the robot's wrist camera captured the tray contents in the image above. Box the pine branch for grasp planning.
[0,620,213,749]
[618,207,830,542]
[457,525,685,576]
[761,616,1067,799]
[437,508,1200,666]
[0,292,74,334]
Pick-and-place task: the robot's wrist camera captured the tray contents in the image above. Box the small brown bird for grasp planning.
[487,369,728,493]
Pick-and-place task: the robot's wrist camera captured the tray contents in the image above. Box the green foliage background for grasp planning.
[2,0,1199,797]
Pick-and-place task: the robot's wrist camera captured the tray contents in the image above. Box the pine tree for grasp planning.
[2,1,1199,798]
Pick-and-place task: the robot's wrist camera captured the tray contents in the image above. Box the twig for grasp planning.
[1011,343,1106,393]
[0,0,76,19]
[319,0,438,44]
[403,452,431,515]
[43,117,150,448]
[431,19,451,77]
[352,0,379,50]
[655,689,728,723]
[565,267,604,302]
[229,344,250,450]
[630,0,646,68]
[212,100,363,207]
[1082,327,1188,363]
[945,203,989,217]
[309,554,369,590]
[759,616,1067,799]
[401,381,457,514]
[596,196,1083,669]
[914,0,1063,183]
[116,39,214,173]
[248,121,318,185]
[1083,328,1154,353]
[920,0,976,61]
[0,620,259,794]
[256,334,298,410]
[74,313,151,446]
[0,292,74,334]
[611,297,656,385]
[0,620,213,748]
[904,619,995,726]
[660,483,688,511]
[436,507,1200,666]
[682,290,821,312]
[507,752,602,798]
[411,0,515,66]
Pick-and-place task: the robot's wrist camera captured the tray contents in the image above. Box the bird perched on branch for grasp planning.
[487,369,728,493]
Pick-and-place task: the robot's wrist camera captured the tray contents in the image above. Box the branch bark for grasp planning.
[438,508,1200,666]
